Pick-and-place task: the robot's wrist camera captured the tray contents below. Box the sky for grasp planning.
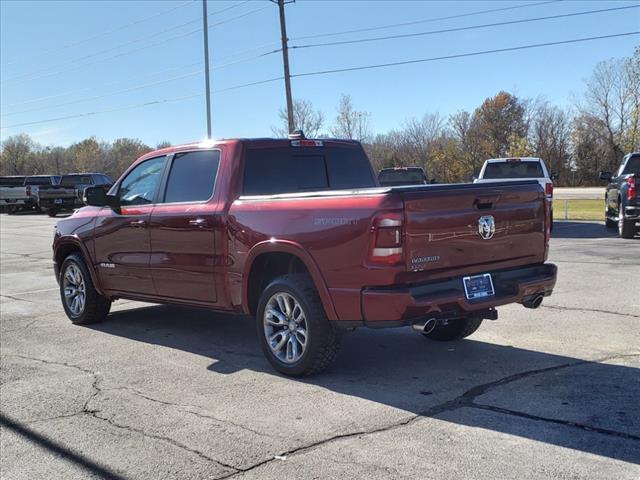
[1,0,639,148]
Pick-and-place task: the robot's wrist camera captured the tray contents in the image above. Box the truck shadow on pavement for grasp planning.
[88,304,640,464]
[552,221,623,239]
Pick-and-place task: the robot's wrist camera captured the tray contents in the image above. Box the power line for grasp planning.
[1,42,280,111]
[1,70,204,118]
[1,76,284,130]
[1,61,203,108]
[1,93,205,130]
[290,0,560,41]
[1,48,280,118]
[1,3,270,84]
[2,1,250,81]
[1,0,198,68]
[291,5,640,50]
[291,31,640,78]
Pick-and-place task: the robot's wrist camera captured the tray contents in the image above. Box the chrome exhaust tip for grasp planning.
[412,318,438,334]
[522,294,544,309]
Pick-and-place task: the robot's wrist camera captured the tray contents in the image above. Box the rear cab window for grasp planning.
[60,175,93,187]
[242,144,375,195]
[378,169,427,186]
[483,161,544,179]
[25,176,54,186]
[622,155,640,175]
[0,177,26,186]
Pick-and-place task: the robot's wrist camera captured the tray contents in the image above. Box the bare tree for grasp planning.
[272,99,324,138]
[0,134,35,175]
[330,94,371,142]
[530,103,572,182]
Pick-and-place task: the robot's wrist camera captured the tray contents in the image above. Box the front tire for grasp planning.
[605,198,617,228]
[47,208,58,217]
[60,253,111,325]
[422,316,483,341]
[257,274,340,376]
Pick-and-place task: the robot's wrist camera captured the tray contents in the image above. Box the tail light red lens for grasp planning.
[627,176,636,201]
[370,212,403,265]
[545,182,553,196]
[26,186,32,197]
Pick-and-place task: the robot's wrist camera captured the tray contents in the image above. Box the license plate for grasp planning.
[463,273,495,300]
[54,199,63,204]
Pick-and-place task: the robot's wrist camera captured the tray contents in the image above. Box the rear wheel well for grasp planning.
[247,253,309,316]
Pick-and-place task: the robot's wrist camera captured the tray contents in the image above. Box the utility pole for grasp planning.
[276,0,294,134]
[202,0,212,139]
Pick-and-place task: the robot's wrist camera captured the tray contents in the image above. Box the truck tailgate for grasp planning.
[398,181,546,273]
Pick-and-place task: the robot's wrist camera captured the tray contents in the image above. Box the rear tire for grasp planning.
[619,212,636,239]
[60,253,111,325]
[47,209,58,217]
[256,274,340,376]
[422,316,483,341]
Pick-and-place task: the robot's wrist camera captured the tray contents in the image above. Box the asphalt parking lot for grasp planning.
[1,213,638,479]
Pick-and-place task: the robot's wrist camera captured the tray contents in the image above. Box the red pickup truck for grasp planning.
[53,135,557,376]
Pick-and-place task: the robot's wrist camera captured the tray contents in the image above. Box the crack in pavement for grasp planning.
[214,352,640,479]
[469,403,640,441]
[2,354,260,475]
[540,304,640,319]
[6,352,639,480]
[107,386,283,440]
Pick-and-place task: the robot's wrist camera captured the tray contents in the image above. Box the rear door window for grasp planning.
[243,146,374,195]
[483,161,544,179]
[163,150,220,203]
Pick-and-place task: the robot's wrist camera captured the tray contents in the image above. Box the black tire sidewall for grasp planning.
[59,254,107,324]
[256,276,328,376]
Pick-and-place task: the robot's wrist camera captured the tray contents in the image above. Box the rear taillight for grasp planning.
[369,212,403,265]
[545,182,553,196]
[627,177,636,201]
[26,186,32,197]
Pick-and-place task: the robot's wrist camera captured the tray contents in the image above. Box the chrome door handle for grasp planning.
[129,220,147,228]
[189,218,208,228]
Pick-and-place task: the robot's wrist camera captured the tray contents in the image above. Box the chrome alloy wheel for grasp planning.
[263,292,308,364]
[63,263,86,317]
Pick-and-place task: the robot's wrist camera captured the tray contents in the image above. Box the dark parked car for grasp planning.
[53,135,556,376]
[600,152,639,239]
[39,173,113,216]
[378,167,428,186]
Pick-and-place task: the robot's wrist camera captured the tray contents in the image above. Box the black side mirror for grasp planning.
[84,186,120,212]
[599,171,612,181]
[84,186,107,206]
[550,172,559,181]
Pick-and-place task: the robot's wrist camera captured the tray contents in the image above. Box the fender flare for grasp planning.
[55,236,105,296]
[242,240,338,321]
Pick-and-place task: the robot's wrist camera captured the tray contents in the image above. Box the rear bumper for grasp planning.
[39,198,77,210]
[624,205,640,220]
[360,263,557,326]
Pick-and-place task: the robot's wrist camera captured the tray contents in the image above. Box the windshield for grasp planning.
[60,175,92,187]
[483,161,544,179]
